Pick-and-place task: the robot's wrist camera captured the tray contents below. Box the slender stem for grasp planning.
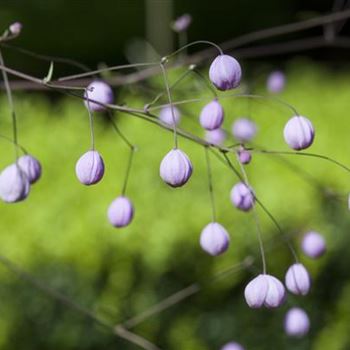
[0,48,18,159]
[146,67,193,109]
[122,147,135,196]
[1,42,91,72]
[235,153,267,274]
[86,95,95,150]
[119,258,253,329]
[253,149,350,174]
[159,63,178,148]
[192,68,218,98]
[58,62,159,82]
[164,40,223,60]
[0,133,27,154]
[204,147,217,222]
[223,151,299,263]
[255,197,299,263]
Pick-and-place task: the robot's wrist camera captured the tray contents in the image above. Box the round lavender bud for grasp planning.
[17,155,42,184]
[285,263,311,296]
[204,129,226,146]
[199,222,230,256]
[199,99,224,130]
[172,14,192,32]
[230,182,255,211]
[283,115,315,150]
[209,54,242,91]
[107,196,134,228]
[284,307,310,337]
[244,274,285,309]
[159,148,193,187]
[232,118,257,142]
[302,231,326,258]
[220,342,245,350]
[84,80,114,112]
[159,105,181,126]
[267,71,285,93]
[237,148,252,165]
[9,22,22,35]
[75,150,105,185]
[0,163,30,203]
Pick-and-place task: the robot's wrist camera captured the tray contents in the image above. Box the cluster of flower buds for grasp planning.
[0,155,41,203]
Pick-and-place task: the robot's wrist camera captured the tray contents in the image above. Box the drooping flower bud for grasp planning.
[172,14,192,32]
[209,54,242,91]
[17,155,42,184]
[160,148,193,187]
[267,71,286,93]
[230,182,255,211]
[283,115,315,150]
[204,129,226,146]
[302,231,326,258]
[9,22,22,35]
[199,99,224,130]
[107,196,134,228]
[237,147,252,165]
[159,105,181,126]
[199,222,230,256]
[244,274,286,308]
[221,342,245,350]
[285,263,311,296]
[284,307,310,337]
[232,118,257,142]
[84,80,114,112]
[0,163,30,203]
[75,150,105,185]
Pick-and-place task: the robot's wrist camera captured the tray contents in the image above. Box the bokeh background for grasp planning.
[0,1,350,350]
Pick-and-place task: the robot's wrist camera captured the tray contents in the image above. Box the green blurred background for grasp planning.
[1,1,350,350]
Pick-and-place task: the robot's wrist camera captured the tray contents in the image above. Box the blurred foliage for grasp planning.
[0,62,350,350]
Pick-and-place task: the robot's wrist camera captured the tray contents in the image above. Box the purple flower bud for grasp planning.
[160,148,193,187]
[267,71,286,93]
[302,231,326,258]
[285,263,311,296]
[107,196,134,228]
[230,182,255,211]
[209,54,242,91]
[199,99,224,130]
[221,342,245,350]
[204,129,226,146]
[232,118,257,142]
[244,274,285,308]
[159,105,181,126]
[237,148,251,165]
[75,150,104,185]
[284,307,310,337]
[9,22,22,35]
[199,222,230,256]
[283,116,315,150]
[0,163,30,203]
[84,80,114,112]
[172,14,192,32]
[17,155,42,184]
